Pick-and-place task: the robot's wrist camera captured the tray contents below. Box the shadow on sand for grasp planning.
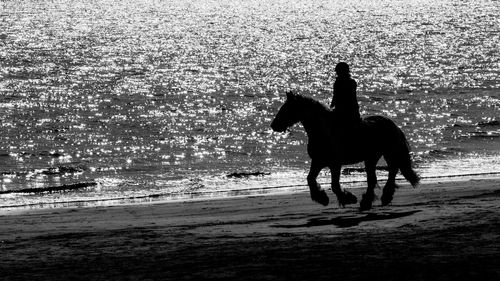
[272,210,421,228]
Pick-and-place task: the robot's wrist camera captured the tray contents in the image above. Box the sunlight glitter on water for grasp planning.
[0,0,499,208]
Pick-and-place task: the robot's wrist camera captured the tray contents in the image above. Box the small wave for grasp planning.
[447,120,499,130]
[0,182,97,195]
[450,123,469,128]
[227,171,271,178]
[444,128,500,141]
[7,151,69,158]
[341,166,389,175]
[38,151,67,158]
[469,131,500,138]
[477,120,499,127]
[427,147,464,157]
[1,165,87,177]
[41,166,86,175]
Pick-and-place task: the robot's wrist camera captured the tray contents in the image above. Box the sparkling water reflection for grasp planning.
[0,0,499,208]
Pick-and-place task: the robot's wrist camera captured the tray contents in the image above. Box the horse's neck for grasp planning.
[300,109,330,139]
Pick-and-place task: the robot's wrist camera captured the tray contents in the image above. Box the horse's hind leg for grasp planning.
[381,166,399,206]
[360,158,379,211]
[307,161,329,206]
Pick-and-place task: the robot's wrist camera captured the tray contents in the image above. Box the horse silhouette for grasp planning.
[271,92,419,210]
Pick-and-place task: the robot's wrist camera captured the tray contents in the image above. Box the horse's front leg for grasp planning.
[307,161,329,206]
[330,165,357,207]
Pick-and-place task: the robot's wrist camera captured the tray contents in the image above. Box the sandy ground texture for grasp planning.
[1,177,499,281]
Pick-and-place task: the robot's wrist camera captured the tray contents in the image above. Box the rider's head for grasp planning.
[335,62,350,78]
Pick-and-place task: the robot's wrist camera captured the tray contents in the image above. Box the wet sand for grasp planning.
[1,177,499,280]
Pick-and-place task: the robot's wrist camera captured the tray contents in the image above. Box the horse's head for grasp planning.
[270,91,302,132]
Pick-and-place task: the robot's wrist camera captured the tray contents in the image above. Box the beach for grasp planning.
[1,177,499,280]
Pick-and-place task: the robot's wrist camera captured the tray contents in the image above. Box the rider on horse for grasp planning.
[330,62,361,141]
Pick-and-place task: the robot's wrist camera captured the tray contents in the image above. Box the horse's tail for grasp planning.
[377,117,420,187]
[394,126,420,187]
[398,132,420,187]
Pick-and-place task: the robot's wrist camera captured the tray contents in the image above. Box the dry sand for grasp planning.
[1,177,499,280]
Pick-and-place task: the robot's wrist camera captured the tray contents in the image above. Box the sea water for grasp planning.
[0,0,499,209]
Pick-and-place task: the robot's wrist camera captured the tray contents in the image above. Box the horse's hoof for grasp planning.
[359,200,372,211]
[359,193,374,211]
[380,193,393,206]
[311,190,329,206]
[338,190,357,206]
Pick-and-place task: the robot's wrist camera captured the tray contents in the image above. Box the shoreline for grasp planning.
[1,177,499,280]
[1,172,500,215]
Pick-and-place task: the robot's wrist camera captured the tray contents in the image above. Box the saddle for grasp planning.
[333,117,366,150]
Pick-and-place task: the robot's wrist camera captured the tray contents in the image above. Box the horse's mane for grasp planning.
[295,94,331,113]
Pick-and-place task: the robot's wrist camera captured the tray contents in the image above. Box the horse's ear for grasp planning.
[286,91,296,100]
